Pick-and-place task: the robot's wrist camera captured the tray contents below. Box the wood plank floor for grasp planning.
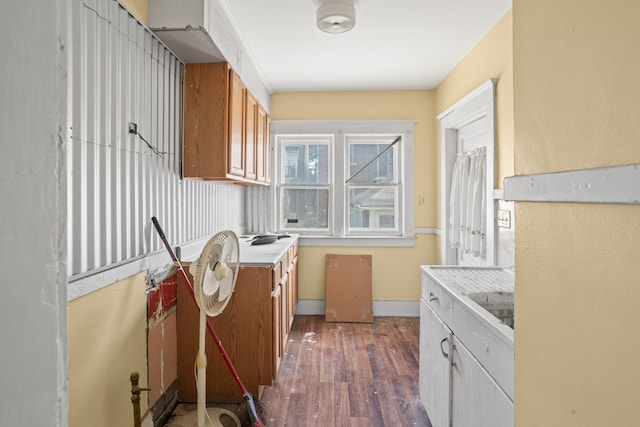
[259,315,432,427]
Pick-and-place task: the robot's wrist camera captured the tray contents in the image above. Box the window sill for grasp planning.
[299,235,416,247]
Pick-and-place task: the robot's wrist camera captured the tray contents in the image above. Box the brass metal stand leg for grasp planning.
[130,372,151,427]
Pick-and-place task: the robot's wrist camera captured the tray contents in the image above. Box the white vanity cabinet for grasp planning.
[419,266,514,427]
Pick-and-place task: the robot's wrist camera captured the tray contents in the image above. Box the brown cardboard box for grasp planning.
[325,254,374,323]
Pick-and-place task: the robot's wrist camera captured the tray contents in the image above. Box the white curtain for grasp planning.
[449,147,486,258]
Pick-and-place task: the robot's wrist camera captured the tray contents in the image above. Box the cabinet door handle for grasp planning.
[440,337,449,359]
[429,292,439,303]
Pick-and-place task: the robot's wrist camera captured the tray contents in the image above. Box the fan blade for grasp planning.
[218,275,233,302]
[202,267,221,298]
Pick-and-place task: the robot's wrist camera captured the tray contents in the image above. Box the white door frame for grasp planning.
[438,79,497,266]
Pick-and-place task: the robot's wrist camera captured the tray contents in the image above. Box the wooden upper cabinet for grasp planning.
[183,62,270,185]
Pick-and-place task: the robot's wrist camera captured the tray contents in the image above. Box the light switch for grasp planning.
[497,209,511,228]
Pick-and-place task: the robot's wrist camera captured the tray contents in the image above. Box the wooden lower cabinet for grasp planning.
[177,250,298,401]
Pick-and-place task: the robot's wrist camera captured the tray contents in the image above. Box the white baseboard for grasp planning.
[295,299,419,317]
[295,299,326,315]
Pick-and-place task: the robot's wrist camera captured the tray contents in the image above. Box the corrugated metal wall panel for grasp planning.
[245,185,271,233]
[68,0,244,278]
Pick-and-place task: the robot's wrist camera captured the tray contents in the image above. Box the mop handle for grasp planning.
[151,217,265,427]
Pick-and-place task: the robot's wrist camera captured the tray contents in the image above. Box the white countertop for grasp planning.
[420,265,514,344]
[237,234,298,266]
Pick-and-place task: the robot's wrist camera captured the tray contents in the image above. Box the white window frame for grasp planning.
[271,120,415,247]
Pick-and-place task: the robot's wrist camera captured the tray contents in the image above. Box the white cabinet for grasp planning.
[420,300,452,427]
[419,267,514,427]
[451,337,513,427]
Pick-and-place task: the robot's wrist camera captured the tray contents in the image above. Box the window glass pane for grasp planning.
[283,143,329,184]
[348,186,398,230]
[282,188,330,230]
[348,142,397,184]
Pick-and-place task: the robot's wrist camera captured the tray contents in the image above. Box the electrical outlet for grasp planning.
[128,122,137,135]
[497,209,511,228]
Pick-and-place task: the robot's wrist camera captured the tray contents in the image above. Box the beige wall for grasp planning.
[436,9,514,194]
[513,1,640,426]
[68,273,148,427]
[432,9,513,266]
[271,90,438,301]
[119,0,148,25]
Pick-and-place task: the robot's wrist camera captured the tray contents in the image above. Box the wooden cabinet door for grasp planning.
[271,279,282,379]
[244,91,258,180]
[256,104,268,183]
[287,254,298,330]
[279,270,288,360]
[228,69,245,177]
[183,63,229,179]
[264,114,271,184]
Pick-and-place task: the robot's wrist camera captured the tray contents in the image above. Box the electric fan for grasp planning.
[190,231,240,426]
[152,218,264,427]
[166,230,241,426]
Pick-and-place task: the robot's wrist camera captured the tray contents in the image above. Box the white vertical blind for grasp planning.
[67,0,244,279]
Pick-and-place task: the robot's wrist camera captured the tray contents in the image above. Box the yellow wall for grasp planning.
[119,0,148,25]
[271,90,438,301]
[68,273,149,427]
[513,1,640,425]
[436,10,514,193]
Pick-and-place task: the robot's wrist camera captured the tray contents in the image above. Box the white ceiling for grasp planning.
[220,0,512,93]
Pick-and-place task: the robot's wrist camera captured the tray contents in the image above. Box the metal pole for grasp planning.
[130,372,150,427]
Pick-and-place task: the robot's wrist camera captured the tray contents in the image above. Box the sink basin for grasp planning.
[420,265,515,332]
[466,291,514,329]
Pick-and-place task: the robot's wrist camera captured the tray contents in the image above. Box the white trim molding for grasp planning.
[415,227,441,235]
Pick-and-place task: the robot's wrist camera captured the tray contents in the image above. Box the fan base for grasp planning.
[166,406,241,427]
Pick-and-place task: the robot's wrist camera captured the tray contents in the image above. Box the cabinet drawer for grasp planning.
[421,272,454,327]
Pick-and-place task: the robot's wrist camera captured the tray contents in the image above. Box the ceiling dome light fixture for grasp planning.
[317,0,356,34]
